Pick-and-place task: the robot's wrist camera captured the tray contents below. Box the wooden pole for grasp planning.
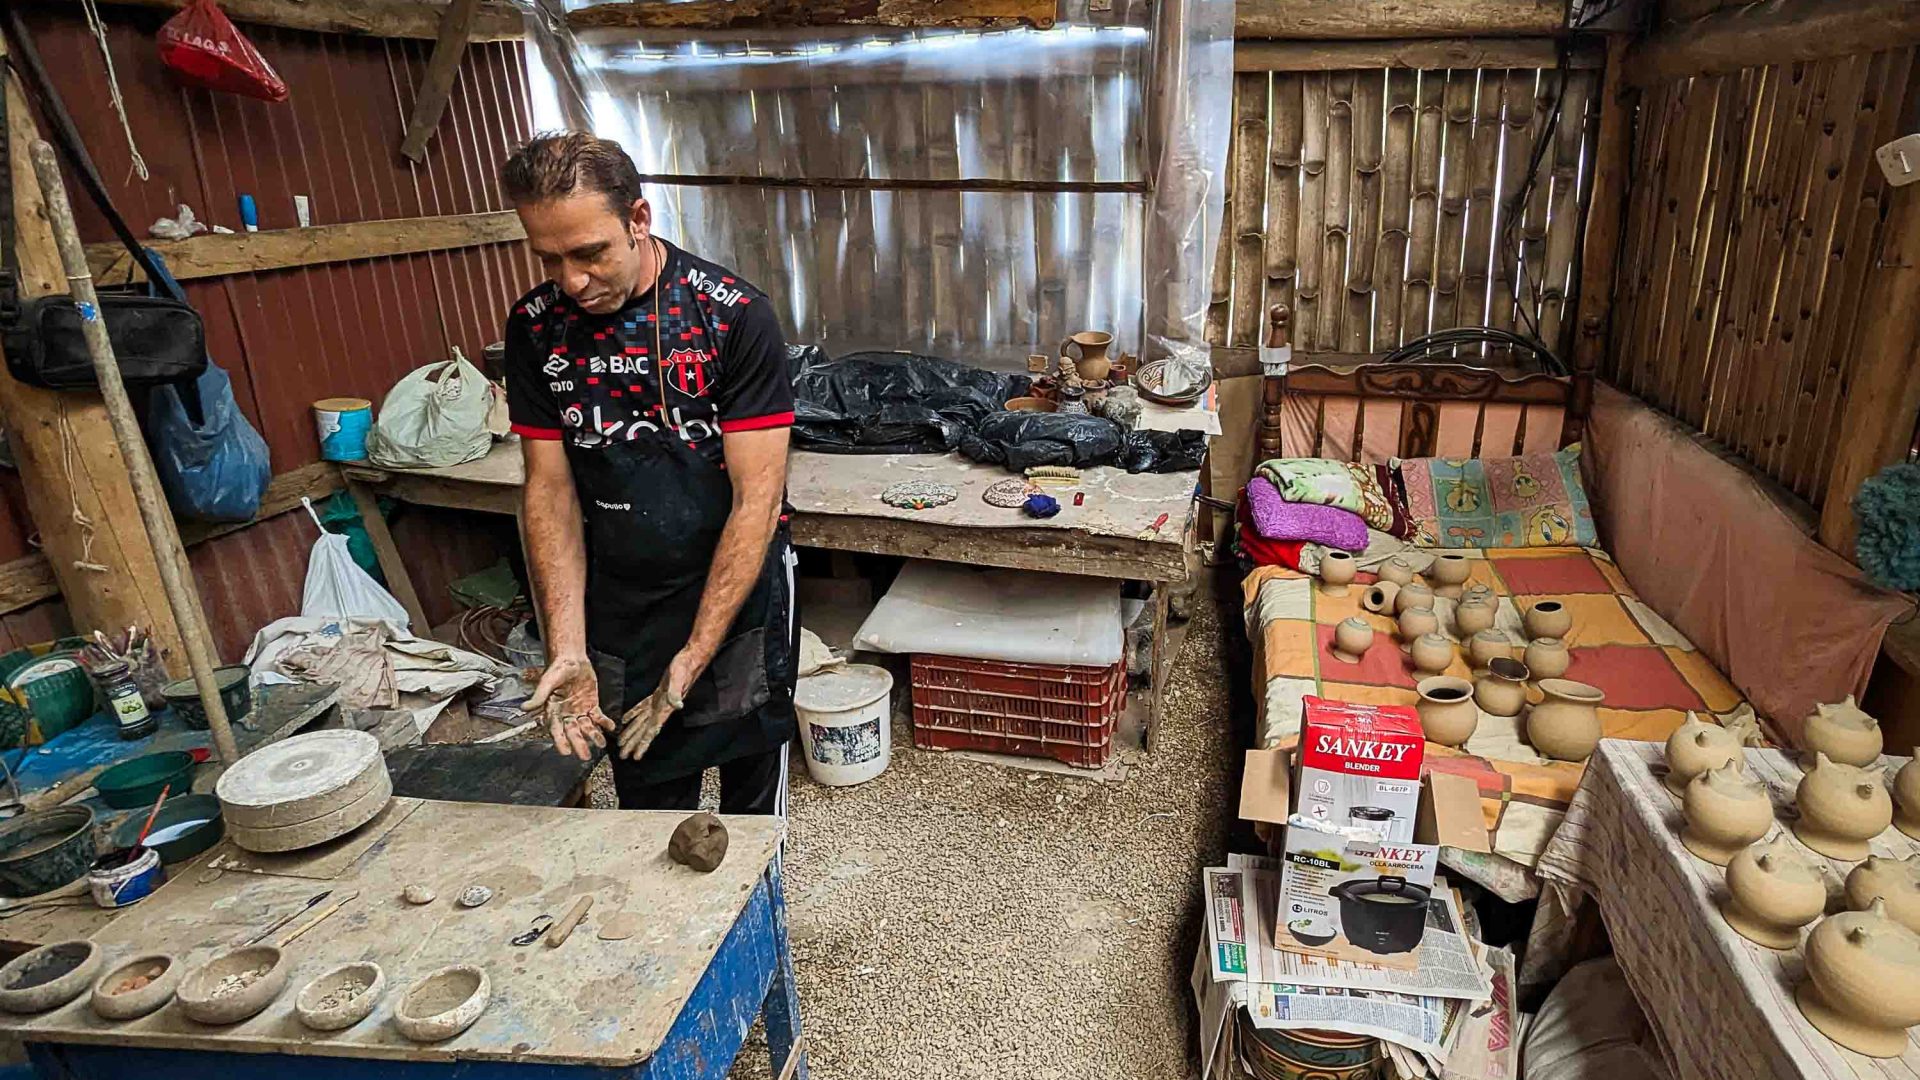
[1236,0,1567,39]
[399,0,480,163]
[1570,35,1632,444]
[1626,0,1920,86]
[27,143,240,766]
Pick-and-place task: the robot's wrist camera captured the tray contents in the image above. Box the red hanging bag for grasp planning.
[157,0,288,102]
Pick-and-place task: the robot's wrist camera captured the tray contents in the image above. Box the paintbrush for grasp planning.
[134,784,170,848]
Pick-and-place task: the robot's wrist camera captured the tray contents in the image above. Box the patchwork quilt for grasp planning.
[1242,547,1760,869]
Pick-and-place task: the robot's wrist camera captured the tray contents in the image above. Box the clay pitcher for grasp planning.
[1896,751,1920,840]
[1060,331,1114,382]
[1664,712,1742,794]
[1723,836,1828,950]
[1682,762,1774,866]
[1453,597,1496,638]
[1416,676,1478,747]
[1794,753,1894,861]
[1795,899,1920,1058]
[1845,855,1920,936]
[1473,656,1530,718]
[1523,637,1570,681]
[1802,696,1883,769]
[1528,679,1605,762]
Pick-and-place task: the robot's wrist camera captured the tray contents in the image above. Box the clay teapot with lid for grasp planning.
[1527,679,1605,763]
[1682,762,1775,866]
[1803,696,1883,769]
[1416,676,1477,747]
[1846,854,1920,935]
[1377,556,1416,587]
[1795,899,1920,1057]
[1665,712,1743,794]
[1722,836,1828,949]
[1794,753,1893,861]
[1897,753,1920,840]
[1453,598,1496,638]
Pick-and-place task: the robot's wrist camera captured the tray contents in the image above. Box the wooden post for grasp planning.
[1570,35,1633,445]
[0,54,201,676]
[399,0,480,163]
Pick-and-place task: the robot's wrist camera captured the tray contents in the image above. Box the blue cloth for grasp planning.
[1023,494,1061,519]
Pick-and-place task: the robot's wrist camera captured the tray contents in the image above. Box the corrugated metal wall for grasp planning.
[4,9,535,658]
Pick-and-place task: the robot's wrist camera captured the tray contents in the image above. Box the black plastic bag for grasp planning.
[791,349,1030,454]
[956,412,1208,474]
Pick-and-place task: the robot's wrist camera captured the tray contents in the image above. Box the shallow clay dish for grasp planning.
[394,964,489,1042]
[177,945,288,1025]
[0,940,101,1014]
[90,953,181,1020]
[295,961,385,1031]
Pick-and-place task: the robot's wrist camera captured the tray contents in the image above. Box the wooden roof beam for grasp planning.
[567,0,1058,32]
[1627,0,1920,86]
[46,0,522,42]
[1235,36,1601,72]
[1235,0,1568,41]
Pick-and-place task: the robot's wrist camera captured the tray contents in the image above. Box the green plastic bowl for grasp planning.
[161,666,252,731]
[95,752,197,810]
[112,793,223,865]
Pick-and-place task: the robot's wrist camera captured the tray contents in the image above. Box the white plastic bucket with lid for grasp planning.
[793,664,893,787]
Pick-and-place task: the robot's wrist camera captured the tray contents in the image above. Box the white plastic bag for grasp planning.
[298,497,411,628]
[366,347,493,469]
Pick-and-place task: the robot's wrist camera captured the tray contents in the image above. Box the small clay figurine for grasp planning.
[668,812,730,873]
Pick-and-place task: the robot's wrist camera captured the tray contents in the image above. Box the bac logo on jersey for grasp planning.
[663,348,713,397]
[542,354,569,377]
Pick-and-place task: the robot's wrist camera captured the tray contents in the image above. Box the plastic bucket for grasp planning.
[313,397,372,462]
[793,664,893,787]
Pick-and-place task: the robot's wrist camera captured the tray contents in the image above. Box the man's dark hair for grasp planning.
[500,131,642,216]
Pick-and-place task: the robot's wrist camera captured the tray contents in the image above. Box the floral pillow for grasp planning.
[1255,459,1409,536]
[1394,444,1597,548]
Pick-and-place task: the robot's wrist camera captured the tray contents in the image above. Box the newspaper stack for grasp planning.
[1194,855,1518,1080]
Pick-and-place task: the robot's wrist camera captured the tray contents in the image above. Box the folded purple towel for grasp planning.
[1246,478,1369,551]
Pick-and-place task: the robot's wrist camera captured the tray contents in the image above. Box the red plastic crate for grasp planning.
[909,653,1125,769]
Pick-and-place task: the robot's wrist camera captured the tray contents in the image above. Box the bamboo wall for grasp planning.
[1605,48,1918,510]
[1206,65,1601,357]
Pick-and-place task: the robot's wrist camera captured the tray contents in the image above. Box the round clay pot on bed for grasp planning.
[1377,557,1415,587]
[1415,677,1478,747]
[1522,637,1570,681]
[1467,630,1513,672]
[1361,582,1400,615]
[1409,633,1453,676]
[1453,598,1496,638]
[1318,551,1356,596]
[1394,582,1435,617]
[1527,679,1605,763]
[1523,600,1572,641]
[1473,657,1529,718]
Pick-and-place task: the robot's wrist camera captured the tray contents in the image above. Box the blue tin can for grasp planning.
[313,396,373,462]
[88,845,165,908]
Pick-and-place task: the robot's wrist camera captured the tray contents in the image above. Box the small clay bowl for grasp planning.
[0,940,103,1014]
[90,953,181,1020]
[394,964,489,1043]
[295,961,385,1032]
[1003,396,1058,413]
[177,945,288,1025]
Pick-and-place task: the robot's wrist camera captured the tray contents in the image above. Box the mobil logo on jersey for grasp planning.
[663,347,714,397]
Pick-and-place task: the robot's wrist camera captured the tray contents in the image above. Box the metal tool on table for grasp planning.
[511,913,555,947]
[243,889,331,946]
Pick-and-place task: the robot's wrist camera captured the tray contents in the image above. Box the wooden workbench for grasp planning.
[6,799,804,1079]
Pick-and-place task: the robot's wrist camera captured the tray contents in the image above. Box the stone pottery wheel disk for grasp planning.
[216,730,388,836]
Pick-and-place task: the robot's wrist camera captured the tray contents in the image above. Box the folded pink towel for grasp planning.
[1246,478,1369,551]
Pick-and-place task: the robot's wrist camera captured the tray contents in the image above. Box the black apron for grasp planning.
[570,430,797,782]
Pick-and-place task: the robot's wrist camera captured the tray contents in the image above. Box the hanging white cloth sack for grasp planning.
[298,497,410,629]
[366,347,493,469]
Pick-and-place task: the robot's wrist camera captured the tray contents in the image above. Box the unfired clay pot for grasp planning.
[1896,752,1920,841]
[1846,854,1920,935]
[1803,696,1884,769]
[1319,550,1357,596]
[1395,582,1436,617]
[1682,762,1775,866]
[1398,606,1440,647]
[1429,554,1471,598]
[1361,582,1401,615]
[1723,836,1828,950]
[1331,617,1374,664]
[1523,637,1570,681]
[1416,676,1478,747]
[1474,657,1530,718]
[1528,679,1605,763]
[394,964,489,1043]
[1378,557,1416,587]
[1523,600,1572,642]
[1795,899,1920,1058]
[1468,629,1514,671]
[1410,633,1454,675]
[1453,598,1496,638]
[1462,582,1496,607]
[1664,713,1743,794]
[90,953,180,1021]
[1794,753,1894,861]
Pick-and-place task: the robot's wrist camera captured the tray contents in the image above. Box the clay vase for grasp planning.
[1682,762,1775,866]
[1416,676,1478,747]
[1410,633,1454,676]
[1803,696,1884,769]
[1398,607,1440,648]
[1523,600,1572,641]
[1428,554,1471,599]
[1468,629,1514,671]
[1395,582,1436,617]
[1523,637,1570,681]
[1474,656,1530,718]
[1319,550,1357,597]
[1528,679,1605,763]
[1896,752,1920,841]
[1795,899,1920,1058]
[1060,330,1114,383]
[1664,712,1743,794]
[1331,617,1374,664]
[1722,836,1829,949]
[1846,855,1920,935]
[1361,581,1401,616]
[1378,557,1416,587]
[1453,598,1497,638]
[1794,753,1894,861]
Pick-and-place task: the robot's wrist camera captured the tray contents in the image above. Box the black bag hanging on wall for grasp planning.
[0,12,206,391]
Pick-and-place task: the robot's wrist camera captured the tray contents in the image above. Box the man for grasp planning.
[501,131,798,814]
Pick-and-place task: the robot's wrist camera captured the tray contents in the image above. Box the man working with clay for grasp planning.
[501,131,798,814]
